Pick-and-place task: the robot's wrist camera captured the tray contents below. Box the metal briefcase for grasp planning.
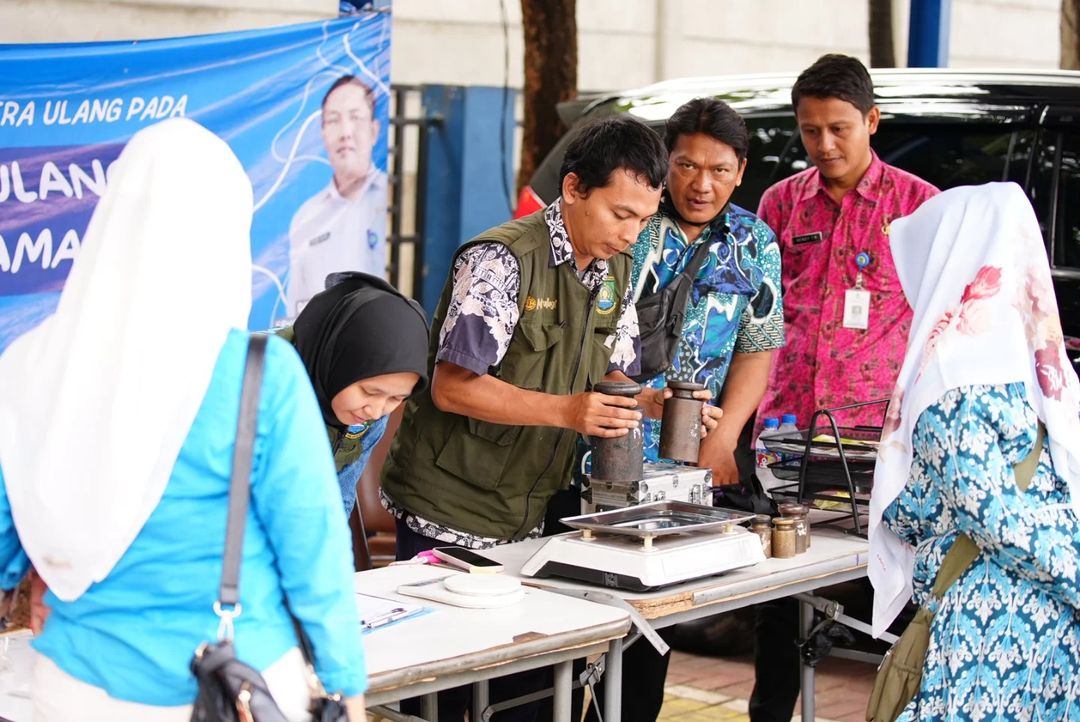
[583,462,712,511]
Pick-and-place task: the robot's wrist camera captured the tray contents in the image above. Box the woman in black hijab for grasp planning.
[283,272,429,515]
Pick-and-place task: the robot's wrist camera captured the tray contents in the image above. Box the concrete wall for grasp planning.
[0,1,1059,86]
[389,0,1061,93]
[0,0,338,43]
[950,0,1061,68]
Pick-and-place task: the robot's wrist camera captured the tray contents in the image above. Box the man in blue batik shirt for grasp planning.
[633,98,784,483]
[586,97,786,722]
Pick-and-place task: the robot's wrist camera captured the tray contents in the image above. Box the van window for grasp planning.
[1035,128,1080,270]
[873,125,1033,191]
[733,116,799,211]
[732,119,1033,214]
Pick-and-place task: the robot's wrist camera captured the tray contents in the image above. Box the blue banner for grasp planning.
[0,13,391,351]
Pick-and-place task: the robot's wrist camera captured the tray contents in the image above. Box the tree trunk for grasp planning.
[868,0,896,68]
[517,0,577,197]
[1063,0,1080,69]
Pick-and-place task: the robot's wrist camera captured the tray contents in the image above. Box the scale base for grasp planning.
[521,528,765,591]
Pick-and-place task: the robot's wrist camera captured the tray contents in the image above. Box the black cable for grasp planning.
[498,0,515,215]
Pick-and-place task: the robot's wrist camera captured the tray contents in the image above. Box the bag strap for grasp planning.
[218,334,268,610]
[211,335,326,682]
[679,238,712,283]
[1013,421,1045,494]
[929,421,1045,599]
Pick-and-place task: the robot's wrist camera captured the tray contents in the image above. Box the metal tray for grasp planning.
[560,501,755,539]
[762,427,881,462]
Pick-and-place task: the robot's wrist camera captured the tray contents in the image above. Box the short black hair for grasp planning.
[791,54,875,116]
[322,74,376,115]
[664,98,749,162]
[558,115,667,195]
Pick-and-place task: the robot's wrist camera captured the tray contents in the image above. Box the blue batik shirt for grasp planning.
[630,203,785,461]
[883,383,1080,721]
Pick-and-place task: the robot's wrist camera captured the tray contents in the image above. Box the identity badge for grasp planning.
[843,288,870,330]
[843,251,872,330]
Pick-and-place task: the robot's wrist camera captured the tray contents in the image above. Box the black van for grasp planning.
[515,69,1080,363]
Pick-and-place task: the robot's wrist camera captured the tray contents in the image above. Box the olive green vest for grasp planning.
[381,212,631,540]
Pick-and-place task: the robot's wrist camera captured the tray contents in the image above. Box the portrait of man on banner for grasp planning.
[285,74,389,320]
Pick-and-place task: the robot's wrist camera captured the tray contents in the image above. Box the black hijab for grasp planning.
[292,272,430,429]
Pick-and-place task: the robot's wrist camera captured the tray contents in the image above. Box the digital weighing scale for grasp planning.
[521,501,763,591]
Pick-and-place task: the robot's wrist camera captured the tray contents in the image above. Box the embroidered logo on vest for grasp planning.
[344,421,372,440]
[596,276,618,315]
[525,295,556,312]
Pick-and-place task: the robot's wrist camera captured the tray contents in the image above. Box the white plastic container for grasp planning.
[754,417,783,495]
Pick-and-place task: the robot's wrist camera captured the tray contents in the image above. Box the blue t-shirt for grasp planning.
[0,330,367,704]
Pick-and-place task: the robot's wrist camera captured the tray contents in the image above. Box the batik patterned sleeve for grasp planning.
[436,243,521,376]
[735,219,785,353]
[630,215,663,300]
[915,384,1080,610]
[605,281,641,376]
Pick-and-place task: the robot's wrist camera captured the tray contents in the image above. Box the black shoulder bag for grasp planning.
[631,240,712,382]
[190,335,349,722]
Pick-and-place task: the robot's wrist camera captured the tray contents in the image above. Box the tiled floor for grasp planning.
[660,649,877,722]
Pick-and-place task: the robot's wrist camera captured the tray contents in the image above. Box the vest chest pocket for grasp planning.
[435,415,523,490]
[495,321,565,390]
[434,321,563,490]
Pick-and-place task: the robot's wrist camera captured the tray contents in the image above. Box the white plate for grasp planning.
[443,574,521,597]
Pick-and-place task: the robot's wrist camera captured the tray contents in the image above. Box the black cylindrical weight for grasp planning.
[590,380,643,483]
[659,380,705,463]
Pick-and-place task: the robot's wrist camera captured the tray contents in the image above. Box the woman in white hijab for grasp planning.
[869,182,1080,720]
[0,119,367,721]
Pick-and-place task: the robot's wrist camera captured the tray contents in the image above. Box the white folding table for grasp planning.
[357,564,631,722]
[484,527,870,721]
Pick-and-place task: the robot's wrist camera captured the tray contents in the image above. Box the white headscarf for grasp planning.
[868,182,1080,637]
[0,118,253,601]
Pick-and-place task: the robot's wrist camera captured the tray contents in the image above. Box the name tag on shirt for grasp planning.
[792,232,823,245]
[843,288,870,330]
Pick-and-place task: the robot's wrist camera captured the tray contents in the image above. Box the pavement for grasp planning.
[660,649,877,722]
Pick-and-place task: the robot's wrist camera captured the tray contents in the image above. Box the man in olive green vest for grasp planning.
[382,115,668,554]
[380,114,668,721]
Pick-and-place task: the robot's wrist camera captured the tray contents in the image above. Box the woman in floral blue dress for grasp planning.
[868,182,1080,721]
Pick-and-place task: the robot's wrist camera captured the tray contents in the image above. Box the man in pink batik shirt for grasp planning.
[749,54,937,722]
[756,54,938,436]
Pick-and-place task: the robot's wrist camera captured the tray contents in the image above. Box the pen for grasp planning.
[363,607,413,630]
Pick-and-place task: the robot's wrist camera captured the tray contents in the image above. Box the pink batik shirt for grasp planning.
[756,153,938,431]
